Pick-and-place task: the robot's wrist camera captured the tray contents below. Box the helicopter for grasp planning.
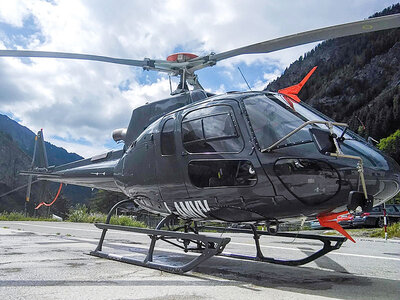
[1,13,400,274]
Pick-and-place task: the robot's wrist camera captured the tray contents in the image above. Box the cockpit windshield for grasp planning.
[243,95,312,150]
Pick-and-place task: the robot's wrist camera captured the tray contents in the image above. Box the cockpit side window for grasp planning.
[182,105,243,153]
[161,118,176,155]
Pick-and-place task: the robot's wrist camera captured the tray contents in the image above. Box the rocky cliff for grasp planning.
[266,4,400,142]
[0,114,92,212]
[0,131,34,212]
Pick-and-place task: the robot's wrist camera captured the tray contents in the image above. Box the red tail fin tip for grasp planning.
[278,66,317,104]
[317,210,355,243]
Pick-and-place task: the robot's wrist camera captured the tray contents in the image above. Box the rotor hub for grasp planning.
[167,52,198,63]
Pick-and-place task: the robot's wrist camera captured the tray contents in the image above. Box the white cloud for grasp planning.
[0,1,30,27]
[251,68,284,91]
[0,0,398,157]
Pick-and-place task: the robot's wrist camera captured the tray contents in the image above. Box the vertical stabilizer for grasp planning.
[24,129,49,215]
[35,129,49,168]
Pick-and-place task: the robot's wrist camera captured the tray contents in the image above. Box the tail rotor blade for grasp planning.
[25,175,33,204]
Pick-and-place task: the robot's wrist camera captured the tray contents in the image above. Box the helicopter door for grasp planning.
[179,102,273,205]
[155,117,189,202]
[119,125,166,213]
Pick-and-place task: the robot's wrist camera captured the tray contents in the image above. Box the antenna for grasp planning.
[237,67,252,91]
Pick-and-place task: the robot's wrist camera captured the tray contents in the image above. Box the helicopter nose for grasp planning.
[336,138,400,207]
[364,158,400,207]
[372,173,400,206]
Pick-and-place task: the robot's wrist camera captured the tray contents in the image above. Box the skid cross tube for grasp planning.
[201,226,346,266]
[90,200,230,273]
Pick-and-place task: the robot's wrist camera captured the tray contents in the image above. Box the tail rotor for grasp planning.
[24,129,50,216]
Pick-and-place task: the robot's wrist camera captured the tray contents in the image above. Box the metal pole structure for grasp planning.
[383,203,387,241]
[25,133,38,217]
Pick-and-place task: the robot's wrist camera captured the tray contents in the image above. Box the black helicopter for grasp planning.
[1,13,400,273]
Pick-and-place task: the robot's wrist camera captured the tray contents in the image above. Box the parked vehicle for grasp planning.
[310,220,323,230]
[337,213,354,228]
[352,204,400,228]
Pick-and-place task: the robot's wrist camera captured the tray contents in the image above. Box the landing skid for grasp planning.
[89,200,230,274]
[201,225,347,266]
[90,200,347,273]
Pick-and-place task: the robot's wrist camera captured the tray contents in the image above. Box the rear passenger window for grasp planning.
[203,114,237,140]
[182,119,203,143]
[181,105,243,154]
[161,118,176,155]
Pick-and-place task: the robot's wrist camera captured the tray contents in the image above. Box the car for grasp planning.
[337,213,354,228]
[310,220,322,230]
[228,223,252,229]
[352,204,400,228]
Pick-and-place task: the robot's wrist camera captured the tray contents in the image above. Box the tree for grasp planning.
[377,129,400,164]
[89,190,127,214]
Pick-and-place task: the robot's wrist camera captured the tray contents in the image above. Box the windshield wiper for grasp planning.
[261,120,349,153]
[261,140,313,152]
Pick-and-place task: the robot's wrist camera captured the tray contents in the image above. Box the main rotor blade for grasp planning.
[211,13,400,62]
[0,50,148,67]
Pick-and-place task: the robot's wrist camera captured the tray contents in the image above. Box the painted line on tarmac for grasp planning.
[7,222,143,236]
[329,252,400,261]
[230,241,400,261]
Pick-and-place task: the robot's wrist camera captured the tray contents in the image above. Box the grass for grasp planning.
[322,223,400,239]
[368,222,400,239]
[67,213,147,228]
[0,207,147,228]
[0,212,56,222]
[109,215,146,228]
[67,205,146,228]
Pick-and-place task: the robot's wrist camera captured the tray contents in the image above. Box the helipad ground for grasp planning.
[0,221,399,300]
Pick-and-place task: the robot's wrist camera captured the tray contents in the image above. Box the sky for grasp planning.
[0,0,398,158]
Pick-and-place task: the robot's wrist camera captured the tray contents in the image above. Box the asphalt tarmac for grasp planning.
[0,221,399,300]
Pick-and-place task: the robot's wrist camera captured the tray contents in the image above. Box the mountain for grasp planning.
[0,114,82,165]
[266,4,400,150]
[0,113,92,211]
[0,131,33,212]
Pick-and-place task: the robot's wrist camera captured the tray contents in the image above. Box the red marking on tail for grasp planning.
[278,66,317,104]
[317,210,356,243]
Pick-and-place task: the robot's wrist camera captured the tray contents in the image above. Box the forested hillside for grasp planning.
[0,131,33,212]
[266,4,400,162]
[0,114,92,213]
[0,114,82,165]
